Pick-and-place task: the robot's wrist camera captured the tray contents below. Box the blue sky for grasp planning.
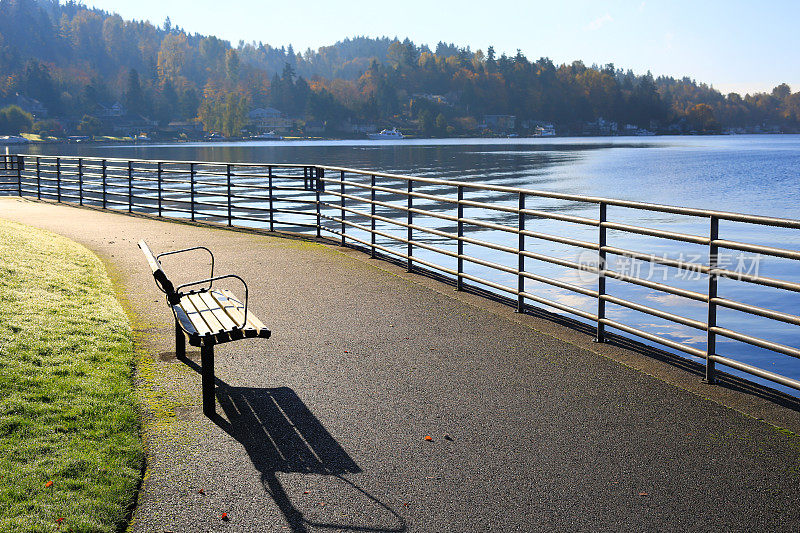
[80,0,799,95]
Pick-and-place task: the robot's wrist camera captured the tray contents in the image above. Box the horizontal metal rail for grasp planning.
[7,153,800,393]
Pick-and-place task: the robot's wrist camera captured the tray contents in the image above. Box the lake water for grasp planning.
[21,135,800,394]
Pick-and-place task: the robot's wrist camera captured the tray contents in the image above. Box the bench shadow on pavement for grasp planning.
[178,355,406,533]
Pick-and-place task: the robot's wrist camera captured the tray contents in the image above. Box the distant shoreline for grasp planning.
[3,130,797,149]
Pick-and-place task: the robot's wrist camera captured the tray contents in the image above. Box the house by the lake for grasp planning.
[248,107,295,132]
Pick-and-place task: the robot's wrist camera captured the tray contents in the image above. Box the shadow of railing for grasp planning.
[178,355,405,532]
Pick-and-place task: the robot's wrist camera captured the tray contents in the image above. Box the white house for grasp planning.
[96,102,126,119]
[248,107,294,132]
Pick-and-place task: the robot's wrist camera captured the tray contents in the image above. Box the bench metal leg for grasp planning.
[175,319,185,358]
[201,344,215,416]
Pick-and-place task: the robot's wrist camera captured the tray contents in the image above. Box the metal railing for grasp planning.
[4,153,800,392]
[0,154,23,194]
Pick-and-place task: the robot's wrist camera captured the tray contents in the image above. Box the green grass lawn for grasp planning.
[0,219,143,532]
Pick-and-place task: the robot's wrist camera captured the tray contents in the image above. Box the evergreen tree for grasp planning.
[125,69,145,115]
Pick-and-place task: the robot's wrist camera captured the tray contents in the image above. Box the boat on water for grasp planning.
[0,135,29,145]
[251,131,283,140]
[367,128,404,140]
[534,125,556,137]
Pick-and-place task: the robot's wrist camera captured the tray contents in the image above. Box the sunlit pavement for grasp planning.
[2,197,800,532]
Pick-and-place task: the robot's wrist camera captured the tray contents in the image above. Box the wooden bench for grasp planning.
[138,240,271,415]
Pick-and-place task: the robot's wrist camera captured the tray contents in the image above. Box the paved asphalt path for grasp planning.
[3,197,800,532]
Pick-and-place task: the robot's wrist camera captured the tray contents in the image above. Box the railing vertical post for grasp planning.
[407,179,413,272]
[226,164,232,226]
[705,216,719,384]
[16,155,22,197]
[36,157,41,200]
[77,158,83,205]
[189,162,195,221]
[127,161,133,213]
[315,167,322,238]
[268,165,274,232]
[340,170,346,245]
[157,161,162,217]
[517,192,525,312]
[370,174,376,258]
[457,185,464,291]
[596,202,607,342]
[56,157,61,202]
[101,160,107,209]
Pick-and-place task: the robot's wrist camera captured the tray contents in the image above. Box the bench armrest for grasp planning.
[157,246,215,290]
[177,274,249,328]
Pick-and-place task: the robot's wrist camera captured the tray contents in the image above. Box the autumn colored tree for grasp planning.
[157,33,190,85]
[77,114,103,136]
[418,109,433,135]
[0,105,33,134]
[687,103,718,132]
[435,113,447,135]
[198,81,249,136]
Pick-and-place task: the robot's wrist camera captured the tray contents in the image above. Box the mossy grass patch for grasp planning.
[0,219,143,532]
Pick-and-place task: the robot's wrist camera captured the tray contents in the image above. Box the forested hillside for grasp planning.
[1,0,798,136]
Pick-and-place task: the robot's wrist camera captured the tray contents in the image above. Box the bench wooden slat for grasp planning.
[140,241,269,348]
[213,290,269,338]
[212,289,252,331]
[220,289,269,333]
[187,293,226,334]
[200,291,239,331]
[178,296,213,337]
[208,290,259,340]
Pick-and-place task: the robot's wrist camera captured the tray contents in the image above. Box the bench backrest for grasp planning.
[138,240,179,304]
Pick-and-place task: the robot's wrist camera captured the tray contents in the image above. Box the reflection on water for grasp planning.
[23,135,800,394]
